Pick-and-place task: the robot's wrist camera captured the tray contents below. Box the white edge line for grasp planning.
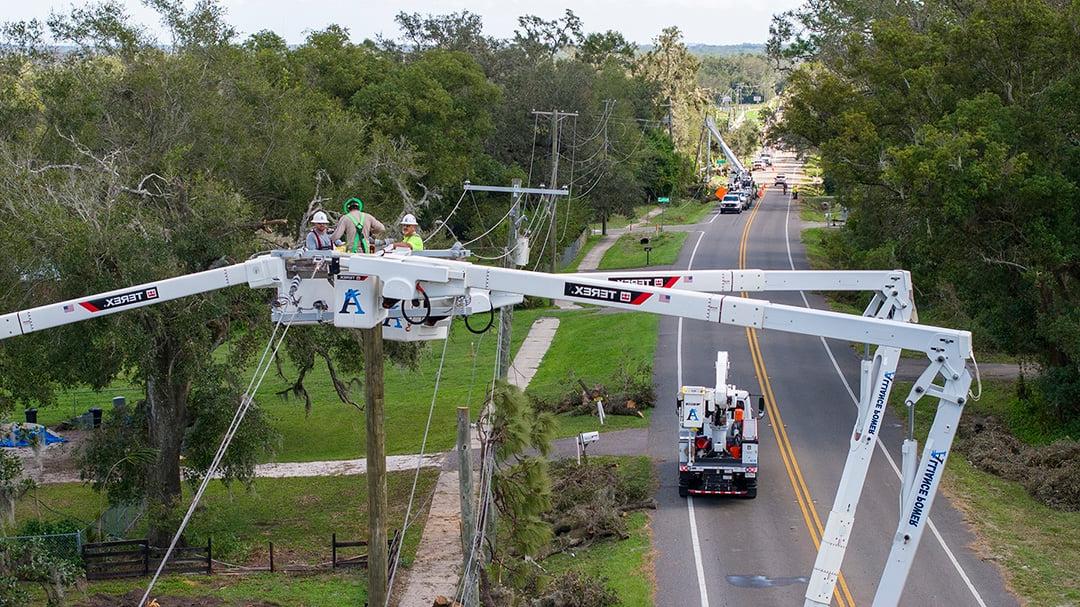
[783,192,988,607]
[687,495,710,607]
[681,230,708,607]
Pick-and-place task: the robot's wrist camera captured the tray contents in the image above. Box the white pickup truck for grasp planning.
[719,193,743,214]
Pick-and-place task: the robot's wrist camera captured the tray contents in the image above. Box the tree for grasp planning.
[578,31,635,69]
[513,9,583,59]
[394,10,493,59]
[489,381,555,558]
[770,0,1080,427]
[0,2,361,545]
[635,27,711,152]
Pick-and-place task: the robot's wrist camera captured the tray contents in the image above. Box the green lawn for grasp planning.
[542,456,655,606]
[650,199,713,226]
[28,309,540,462]
[892,379,1080,606]
[72,573,362,607]
[799,197,830,223]
[28,307,658,462]
[525,311,659,437]
[562,233,602,273]
[17,470,438,568]
[598,231,688,271]
[591,205,653,232]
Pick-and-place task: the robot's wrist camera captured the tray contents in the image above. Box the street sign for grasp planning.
[658,197,670,204]
[753,95,762,103]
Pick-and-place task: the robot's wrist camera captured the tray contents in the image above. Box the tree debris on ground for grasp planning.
[533,360,655,418]
[957,414,1080,511]
[483,457,654,606]
[528,570,619,607]
[541,459,655,558]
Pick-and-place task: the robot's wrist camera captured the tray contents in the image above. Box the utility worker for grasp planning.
[305,211,336,251]
[393,214,424,251]
[331,197,385,254]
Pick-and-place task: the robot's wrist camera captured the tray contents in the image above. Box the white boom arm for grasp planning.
[0,251,972,606]
[0,257,286,339]
[568,268,916,321]
[705,115,747,175]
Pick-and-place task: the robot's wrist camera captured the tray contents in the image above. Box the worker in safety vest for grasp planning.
[305,211,336,251]
[331,197,385,254]
[393,214,424,251]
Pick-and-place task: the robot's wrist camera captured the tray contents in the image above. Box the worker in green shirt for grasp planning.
[394,213,424,251]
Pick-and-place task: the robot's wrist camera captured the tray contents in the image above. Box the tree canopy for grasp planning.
[0,2,702,545]
[770,0,1080,428]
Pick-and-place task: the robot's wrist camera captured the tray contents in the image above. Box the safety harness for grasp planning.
[347,212,368,253]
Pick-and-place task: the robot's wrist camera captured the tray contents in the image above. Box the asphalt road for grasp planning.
[647,157,1016,606]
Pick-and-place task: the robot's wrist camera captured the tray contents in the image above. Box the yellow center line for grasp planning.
[737,189,856,607]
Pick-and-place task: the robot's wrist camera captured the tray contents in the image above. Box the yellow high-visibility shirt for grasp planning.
[403,234,424,251]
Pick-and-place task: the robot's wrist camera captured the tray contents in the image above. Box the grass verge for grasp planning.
[16,470,438,568]
[70,572,362,606]
[598,231,688,271]
[891,379,1079,606]
[542,456,655,606]
[650,200,713,226]
[591,205,654,232]
[525,310,659,438]
[562,233,602,273]
[799,197,830,223]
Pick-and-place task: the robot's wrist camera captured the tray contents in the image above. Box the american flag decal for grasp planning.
[660,294,671,303]
[62,304,75,313]
[685,276,694,283]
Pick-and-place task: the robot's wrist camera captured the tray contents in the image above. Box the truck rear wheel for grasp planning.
[679,485,689,498]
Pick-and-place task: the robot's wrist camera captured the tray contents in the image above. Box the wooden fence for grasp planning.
[83,538,212,580]
[331,530,402,572]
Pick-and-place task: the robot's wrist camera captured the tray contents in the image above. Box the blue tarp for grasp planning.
[0,423,67,448]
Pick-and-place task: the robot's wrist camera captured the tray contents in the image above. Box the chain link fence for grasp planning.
[0,531,83,566]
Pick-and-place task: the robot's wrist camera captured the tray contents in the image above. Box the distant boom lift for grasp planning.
[0,250,973,607]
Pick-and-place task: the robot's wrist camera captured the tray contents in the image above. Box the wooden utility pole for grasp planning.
[497,179,523,379]
[456,407,478,606]
[462,180,567,377]
[362,327,388,607]
[532,109,578,272]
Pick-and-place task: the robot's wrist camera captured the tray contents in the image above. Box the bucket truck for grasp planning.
[677,351,762,497]
[0,249,976,607]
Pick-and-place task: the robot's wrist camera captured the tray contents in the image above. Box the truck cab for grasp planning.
[719,194,743,214]
[676,352,761,498]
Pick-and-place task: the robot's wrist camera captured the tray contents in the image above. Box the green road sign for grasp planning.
[658,197,670,204]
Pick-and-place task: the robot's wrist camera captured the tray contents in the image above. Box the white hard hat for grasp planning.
[400,213,418,226]
[311,211,329,224]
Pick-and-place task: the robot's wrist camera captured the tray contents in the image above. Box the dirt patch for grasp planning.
[957,414,1080,511]
[13,428,87,483]
[76,589,280,606]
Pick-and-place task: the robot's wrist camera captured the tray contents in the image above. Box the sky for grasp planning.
[7,0,804,46]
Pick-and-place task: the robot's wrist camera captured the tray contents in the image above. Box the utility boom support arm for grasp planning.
[0,256,286,340]
[0,251,974,606]
[433,262,965,362]
[568,268,916,321]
